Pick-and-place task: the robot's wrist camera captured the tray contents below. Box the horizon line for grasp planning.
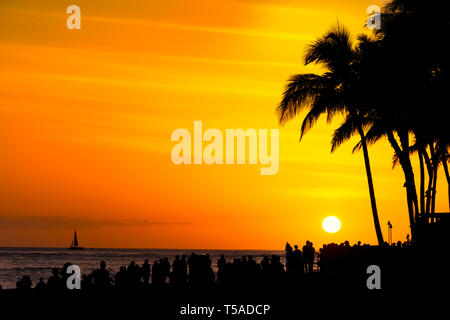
[0,246,285,251]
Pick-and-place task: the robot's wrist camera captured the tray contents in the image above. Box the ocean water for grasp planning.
[0,247,285,289]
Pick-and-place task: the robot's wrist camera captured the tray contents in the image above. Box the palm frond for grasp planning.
[304,23,354,73]
[392,153,400,168]
[299,86,345,139]
[277,74,329,124]
[352,121,386,153]
[331,114,359,152]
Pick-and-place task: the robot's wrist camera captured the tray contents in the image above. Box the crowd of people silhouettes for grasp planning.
[6,240,415,292]
[8,242,319,291]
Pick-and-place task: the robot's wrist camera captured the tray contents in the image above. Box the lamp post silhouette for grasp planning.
[387,221,393,245]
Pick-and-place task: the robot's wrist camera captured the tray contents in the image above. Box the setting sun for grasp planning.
[322,216,341,233]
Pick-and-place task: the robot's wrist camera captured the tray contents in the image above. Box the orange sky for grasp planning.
[0,0,447,249]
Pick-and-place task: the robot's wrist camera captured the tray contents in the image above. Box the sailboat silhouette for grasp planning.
[68,229,84,250]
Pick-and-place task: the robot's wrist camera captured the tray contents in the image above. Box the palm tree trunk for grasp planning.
[418,148,425,214]
[358,126,384,245]
[398,130,419,216]
[429,143,438,216]
[423,148,433,214]
[431,165,438,214]
[442,158,450,210]
[387,131,416,241]
[404,166,418,237]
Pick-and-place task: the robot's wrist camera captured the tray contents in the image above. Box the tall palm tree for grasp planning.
[277,25,384,245]
[442,151,450,210]
[364,0,450,234]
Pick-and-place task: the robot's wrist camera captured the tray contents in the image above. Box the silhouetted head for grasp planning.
[18,275,32,289]
[144,259,149,264]
[294,245,298,250]
[100,261,106,270]
[52,268,59,277]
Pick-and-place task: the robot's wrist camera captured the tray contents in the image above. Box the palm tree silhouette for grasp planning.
[362,0,450,228]
[277,24,384,245]
[277,0,449,245]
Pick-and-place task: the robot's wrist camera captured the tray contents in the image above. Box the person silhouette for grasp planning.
[142,259,151,285]
[302,241,310,273]
[261,255,270,282]
[180,254,187,286]
[292,245,303,275]
[92,261,111,289]
[152,260,162,287]
[218,254,226,273]
[16,275,32,291]
[34,277,46,291]
[206,255,214,285]
[171,255,180,286]
[247,255,258,284]
[307,242,315,273]
[114,266,127,289]
[161,257,171,284]
[127,261,140,287]
[47,268,63,291]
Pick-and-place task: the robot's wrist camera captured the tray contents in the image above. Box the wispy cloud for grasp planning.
[0,216,192,229]
[286,187,368,199]
[85,15,314,41]
[2,8,314,41]
[22,72,279,97]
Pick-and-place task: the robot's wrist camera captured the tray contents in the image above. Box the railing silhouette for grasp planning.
[415,212,450,246]
[416,212,450,224]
